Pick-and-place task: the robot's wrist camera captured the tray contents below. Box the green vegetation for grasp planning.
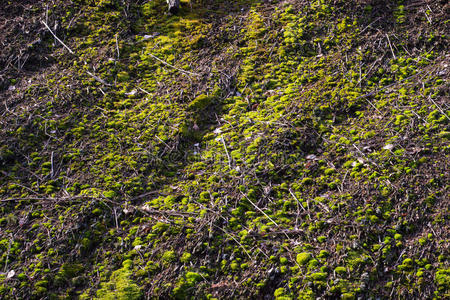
[296,252,312,265]
[0,0,448,299]
[94,260,142,300]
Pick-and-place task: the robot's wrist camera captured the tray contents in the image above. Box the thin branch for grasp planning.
[86,71,112,86]
[386,34,396,60]
[50,151,54,178]
[242,193,278,227]
[213,225,253,260]
[148,53,200,77]
[115,33,120,59]
[243,193,292,241]
[289,188,306,212]
[360,17,382,34]
[1,190,159,204]
[138,87,151,95]
[42,20,112,86]
[355,71,423,102]
[248,229,305,237]
[41,21,74,54]
[0,195,106,203]
[427,96,450,121]
[221,136,232,168]
[139,205,195,217]
[128,191,160,202]
[3,237,12,273]
[289,188,311,221]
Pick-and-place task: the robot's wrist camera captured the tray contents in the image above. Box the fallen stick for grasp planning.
[386,34,396,60]
[86,70,112,86]
[42,20,113,86]
[148,53,200,77]
[220,136,232,168]
[41,21,74,54]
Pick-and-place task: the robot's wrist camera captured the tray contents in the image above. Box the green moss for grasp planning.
[173,271,203,299]
[92,208,103,216]
[274,287,292,300]
[162,250,177,264]
[341,293,355,300]
[296,252,312,265]
[310,272,327,281]
[334,266,347,275]
[188,94,213,111]
[318,250,329,258]
[317,236,326,243]
[96,260,142,300]
[60,263,84,279]
[103,190,116,198]
[0,0,447,298]
[117,71,130,82]
[435,269,450,292]
[180,252,192,263]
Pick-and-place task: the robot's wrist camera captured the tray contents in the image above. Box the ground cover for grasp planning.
[0,0,448,298]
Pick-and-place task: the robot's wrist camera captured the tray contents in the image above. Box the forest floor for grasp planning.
[0,0,449,299]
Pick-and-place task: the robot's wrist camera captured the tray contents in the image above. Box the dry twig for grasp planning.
[148,53,200,77]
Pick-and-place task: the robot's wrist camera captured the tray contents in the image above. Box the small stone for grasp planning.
[125,89,137,96]
[306,154,317,160]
